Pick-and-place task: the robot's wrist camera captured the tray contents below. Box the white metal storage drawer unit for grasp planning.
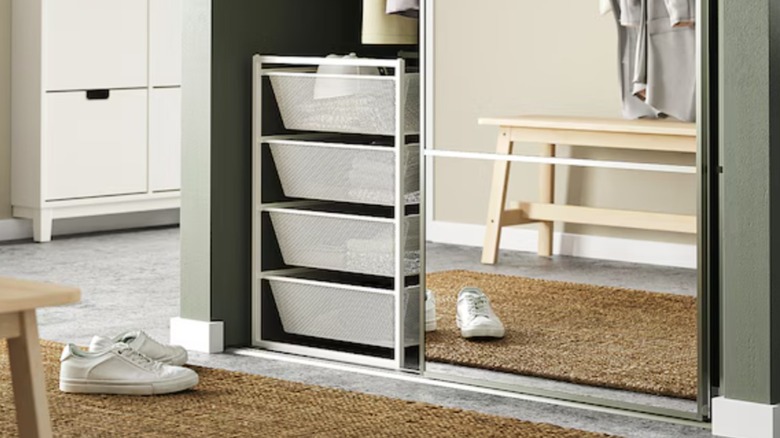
[253,55,422,371]
[11,0,184,242]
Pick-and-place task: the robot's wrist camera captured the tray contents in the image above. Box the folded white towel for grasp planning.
[314,53,380,100]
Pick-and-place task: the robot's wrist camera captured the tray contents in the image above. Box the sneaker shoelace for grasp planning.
[467,296,490,318]
[116,346,162,371]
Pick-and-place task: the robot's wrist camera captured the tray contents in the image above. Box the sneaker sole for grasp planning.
[59,373,198,395]
[460,327,505,338]
[426,302,436,332]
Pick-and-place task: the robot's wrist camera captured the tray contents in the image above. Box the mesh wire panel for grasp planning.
[269,211,420,277]
[269,142,419,206]
[269,280,420,349]
[270,73,420,136]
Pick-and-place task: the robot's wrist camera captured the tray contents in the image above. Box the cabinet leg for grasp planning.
[8,310,53,438]
[33,210,53,243]
[482,128,514,265]
[538,144,556,257]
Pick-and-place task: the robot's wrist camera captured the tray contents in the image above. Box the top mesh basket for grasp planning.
[269,72,420,136]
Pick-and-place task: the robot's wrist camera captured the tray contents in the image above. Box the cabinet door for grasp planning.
[150,0,183,86]
[150,87,182,192]
[45,0,148,91]
[45,89,148,201]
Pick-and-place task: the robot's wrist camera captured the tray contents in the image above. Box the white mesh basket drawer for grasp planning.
[268,209,420,277]
[269,140,419,206]
[268,277,420,348]
[269,73,419,136]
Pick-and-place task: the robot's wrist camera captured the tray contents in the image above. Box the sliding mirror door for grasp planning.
[420,0,715,420]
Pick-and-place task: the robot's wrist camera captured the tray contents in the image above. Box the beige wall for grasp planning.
[433,0,697,245]
[0,0,10,219]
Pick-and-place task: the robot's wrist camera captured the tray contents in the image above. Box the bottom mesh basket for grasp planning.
[268,277,420,349]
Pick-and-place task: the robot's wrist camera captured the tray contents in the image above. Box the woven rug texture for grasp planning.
[0,340,610,437]
[425,271,697,400]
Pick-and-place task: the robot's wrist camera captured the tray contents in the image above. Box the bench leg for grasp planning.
[538,144,556,257]
[482,128,514,265]
[8,310,53,438]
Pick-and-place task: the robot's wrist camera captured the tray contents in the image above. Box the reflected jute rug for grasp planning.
[0,341,610,437]
[426,271,697,400]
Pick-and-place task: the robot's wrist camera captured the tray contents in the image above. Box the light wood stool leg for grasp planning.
[538,143,556,257]
[8,310,53,438]
[482,128,514,265]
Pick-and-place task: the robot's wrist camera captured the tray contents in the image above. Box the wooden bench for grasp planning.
[1,277,80,438]
[479,115,697,265]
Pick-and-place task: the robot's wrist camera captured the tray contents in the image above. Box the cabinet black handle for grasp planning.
[86,89,110,100]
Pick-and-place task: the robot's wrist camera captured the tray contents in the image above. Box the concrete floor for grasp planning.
[427,242,698,296]
[0,227,711,437]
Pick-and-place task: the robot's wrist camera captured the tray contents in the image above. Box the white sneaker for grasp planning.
[456,287,505,339]
[425,290,437,332]
[60,343,198,395]
[89,330,188,366]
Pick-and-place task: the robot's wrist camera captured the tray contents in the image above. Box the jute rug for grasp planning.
[426,271,697,400]
[0,341,610,437]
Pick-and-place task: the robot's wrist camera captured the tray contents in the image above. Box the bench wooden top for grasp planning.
[0,277,80,314]
[479,115,697,137]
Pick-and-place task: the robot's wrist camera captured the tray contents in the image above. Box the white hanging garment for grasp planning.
[619,0,643,26]
[600,0,613,15]
[387,0,420,18]
[610,0,696,122]
[610,0,658,119]
[631,0,696,121]
[663,0,695,26]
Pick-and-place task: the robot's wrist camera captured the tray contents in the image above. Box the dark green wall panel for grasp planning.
[210,0,413,346]
[720,0,780,404]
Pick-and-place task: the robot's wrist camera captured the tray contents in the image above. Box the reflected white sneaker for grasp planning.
[89,330,188,366]
[425,290,437,332]
[60,343,198,395]
[456,287,505,339]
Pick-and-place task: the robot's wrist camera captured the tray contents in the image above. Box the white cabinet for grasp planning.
[12,0,183,242]
[46,90,149,200]
[150,88,182,192]
[46,0,149,91]
[150,0,183,86]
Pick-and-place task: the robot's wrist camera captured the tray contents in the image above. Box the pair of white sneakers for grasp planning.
[426,287,506,339]
[60,330,198,395]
